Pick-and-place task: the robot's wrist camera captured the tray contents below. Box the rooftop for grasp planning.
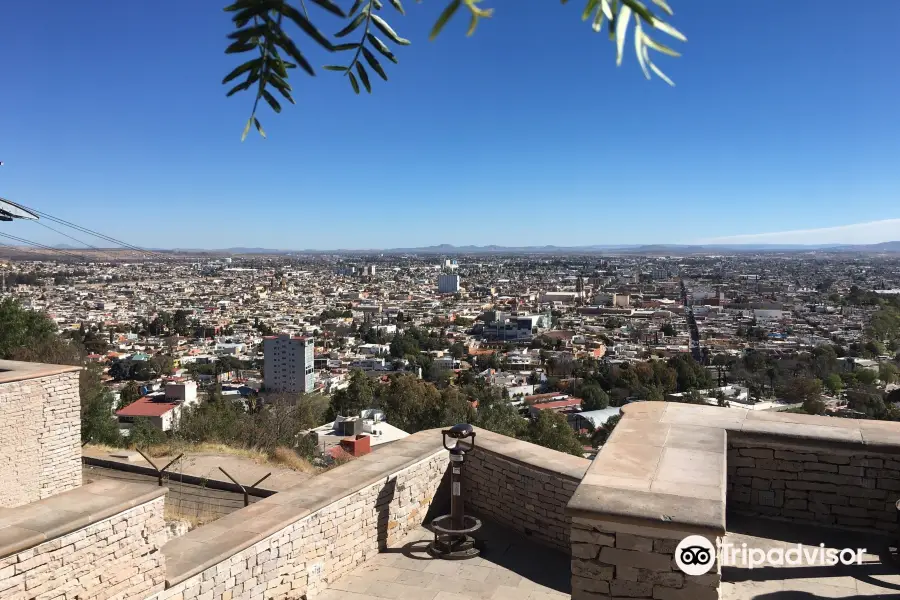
[116,395,180,417]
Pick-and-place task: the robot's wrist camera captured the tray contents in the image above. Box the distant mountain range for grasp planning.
[22,240,900,257]
[184,241,900,255]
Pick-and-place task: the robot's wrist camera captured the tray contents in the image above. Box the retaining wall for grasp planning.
[0,362,82,508]
[727,435,900,533]
[147,430,448,600]
[0,480,168,600]
[466,428,589,552]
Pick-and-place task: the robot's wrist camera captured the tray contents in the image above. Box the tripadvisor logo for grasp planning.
[673,535,867,575]
[674,536,716,576]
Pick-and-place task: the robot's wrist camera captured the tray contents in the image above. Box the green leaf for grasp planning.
[651,0,673,16]
[254,117,267,138]
[373,0,383,9]
[280,4,335,49]
[390,0,405,15]
[324,65,348,71]
[614,4,632,66]
[641,33,680,57]
[224,0,261,12]
[634,20,650,79]
[429,0,461,41]
[348,71,360,93]
[621,0,653,24]
[241,117,252,142]
[336,11,367,37]
[367,33,398,63]
[372,13,411,44]
[273,31,316,74]
[226,80,254,97]
[334,42,360,51]
[262,89,282,113]
[222,58,261,84]
[650,17,686,42]
[362,47,388,80]
[355,62,372,92]
[649,61,675,85]
[467,12,478,36]
[226,40,257,54]
[592,5,604,32]
[227,24,268,40]
[581,0,599,22]
[309,0,346,17]
[348,0,364,16]
[269,71,292,93]
[600,0,613,20]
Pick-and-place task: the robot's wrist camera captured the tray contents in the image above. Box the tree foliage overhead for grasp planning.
[223,0,685,138]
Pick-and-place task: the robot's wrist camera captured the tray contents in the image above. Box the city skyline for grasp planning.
[1,1,898,250]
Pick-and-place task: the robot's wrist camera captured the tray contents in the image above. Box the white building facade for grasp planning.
[263,334,315,393]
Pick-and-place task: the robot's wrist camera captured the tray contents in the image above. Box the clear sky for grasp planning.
[0,1,898,250]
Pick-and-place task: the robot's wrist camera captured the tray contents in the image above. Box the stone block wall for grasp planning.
[147,449,447,600]
[0,496,166,600]
[466,446,581,553]
[0,370,81,508]
[570,517,721,600]
[727,436,900,533]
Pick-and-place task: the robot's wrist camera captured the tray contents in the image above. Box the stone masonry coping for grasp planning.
[0,478,167,558]
[0,358,81,385]
[566,401,900,536]
[472,426,591,481]
[161,427,447,587]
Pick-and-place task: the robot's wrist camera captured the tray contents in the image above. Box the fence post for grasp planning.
[135,448,184,487]
[218,468,272,506]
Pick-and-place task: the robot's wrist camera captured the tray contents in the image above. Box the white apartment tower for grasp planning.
[263,334,315,394]
[438,273,461,294]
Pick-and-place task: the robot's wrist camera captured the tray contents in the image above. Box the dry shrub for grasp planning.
[269,446,316,473]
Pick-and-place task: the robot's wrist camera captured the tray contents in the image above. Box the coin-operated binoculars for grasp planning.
[428,424,482,559]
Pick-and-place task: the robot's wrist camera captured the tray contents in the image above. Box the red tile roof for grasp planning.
[116,396,179,417]
[530,398,582,411]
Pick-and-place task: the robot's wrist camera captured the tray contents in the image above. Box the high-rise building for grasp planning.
[263,334,315,394]
[438,273,460,294]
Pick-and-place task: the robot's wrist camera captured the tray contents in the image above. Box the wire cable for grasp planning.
[31,220,119,261]
[9,201,168,259]
[0,231,95,260]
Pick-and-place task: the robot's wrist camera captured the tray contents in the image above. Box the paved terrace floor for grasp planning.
[723,514,900,599]
[317,519,570,600]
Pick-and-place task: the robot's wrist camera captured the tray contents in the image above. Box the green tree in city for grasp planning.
[119,380,143,409]
[328,369,375,418]
[879,363,898,384]
[524,411,584,457]
[782,377,825,415]
[81,363,124,446]
[579,383,610,411]
[591,413,621,447]
[128,417,167,449]
[823,373,843,397]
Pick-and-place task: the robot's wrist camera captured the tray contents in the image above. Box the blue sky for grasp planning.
[0,1,898,250]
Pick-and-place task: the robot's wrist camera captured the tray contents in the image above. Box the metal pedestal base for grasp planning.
[428,515,482,560]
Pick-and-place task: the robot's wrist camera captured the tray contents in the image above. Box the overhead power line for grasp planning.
[11,202,169,259]
[0,231,95,260]
[32,220,118,260]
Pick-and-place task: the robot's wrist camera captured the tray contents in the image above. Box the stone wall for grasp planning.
[570,517,721,600]
[727,435,900,533]
[0,366,82,508]
[466,444,582,552]
[148,448,447,600]
[0,496,167,600]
